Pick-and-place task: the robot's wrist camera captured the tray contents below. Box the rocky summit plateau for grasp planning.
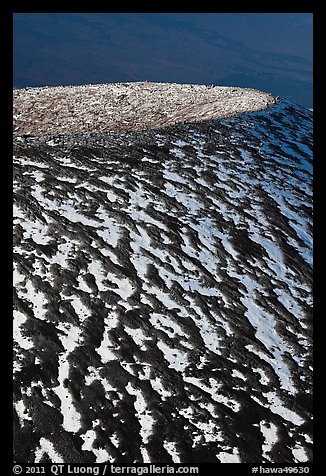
[13,82,275,134]
[13,82,312,464]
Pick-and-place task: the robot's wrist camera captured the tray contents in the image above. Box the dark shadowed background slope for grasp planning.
[13,13,312,108]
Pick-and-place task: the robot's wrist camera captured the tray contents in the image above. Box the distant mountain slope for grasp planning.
[13,13,312,107]
[13,89,312,463]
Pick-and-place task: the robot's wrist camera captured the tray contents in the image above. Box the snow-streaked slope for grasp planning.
[13,98,312,463]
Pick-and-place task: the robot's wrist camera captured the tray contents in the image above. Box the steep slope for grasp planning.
[13,91,312,463]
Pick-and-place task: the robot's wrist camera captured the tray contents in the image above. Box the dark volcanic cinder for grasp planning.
[13,84,312,464]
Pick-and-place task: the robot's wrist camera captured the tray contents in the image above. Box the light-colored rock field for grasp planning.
[13,82,275,134]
